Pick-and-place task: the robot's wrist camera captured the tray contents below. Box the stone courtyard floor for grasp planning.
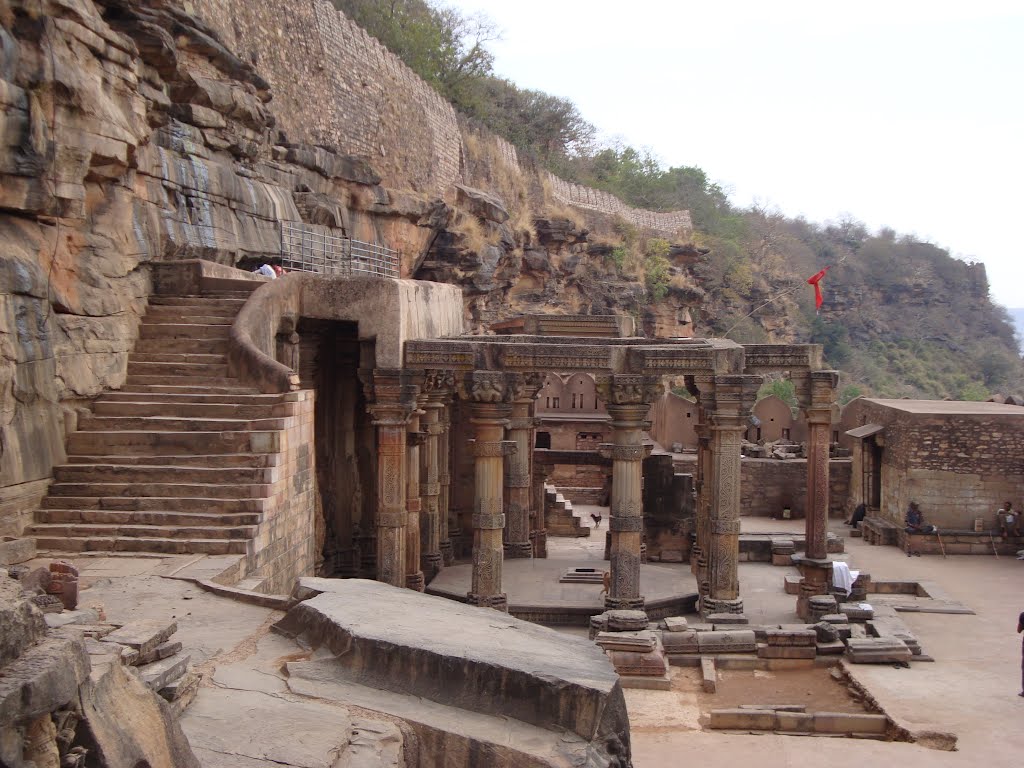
[27,516,1024,767]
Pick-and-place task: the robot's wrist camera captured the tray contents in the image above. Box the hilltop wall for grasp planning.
[185,0,691,235]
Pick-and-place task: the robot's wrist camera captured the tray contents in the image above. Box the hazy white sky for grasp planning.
[447,0,1024,308]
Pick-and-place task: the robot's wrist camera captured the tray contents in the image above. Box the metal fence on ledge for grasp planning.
[279,221,399,278]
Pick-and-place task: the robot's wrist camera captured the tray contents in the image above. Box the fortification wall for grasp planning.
[186,0,462,195]
[185,0,690,235]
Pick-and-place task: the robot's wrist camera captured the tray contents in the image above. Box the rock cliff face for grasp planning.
[0,0,696,533]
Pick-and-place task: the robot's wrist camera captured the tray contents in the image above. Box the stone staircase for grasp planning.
[27,292,287,556]
[544,484,591,537]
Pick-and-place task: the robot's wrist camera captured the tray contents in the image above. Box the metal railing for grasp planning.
[279,221,399,278]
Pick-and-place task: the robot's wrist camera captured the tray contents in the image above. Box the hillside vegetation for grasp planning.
[330,0,1023,401]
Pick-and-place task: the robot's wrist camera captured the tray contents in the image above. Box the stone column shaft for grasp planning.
[605,403,648,611]
[405,408,425,592]
[438,401,454,566]
[707,423,744,607]
[467,403,514,610]
[505,379,541,558]
[420,400,444,580]
[532,461,550,558]
[372,419,408,588]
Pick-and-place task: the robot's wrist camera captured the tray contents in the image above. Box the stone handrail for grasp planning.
[229,276,302,394]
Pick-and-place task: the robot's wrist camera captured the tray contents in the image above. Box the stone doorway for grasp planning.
[296,319,376,578]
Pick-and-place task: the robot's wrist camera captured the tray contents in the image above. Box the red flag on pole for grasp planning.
[807,267,830,312]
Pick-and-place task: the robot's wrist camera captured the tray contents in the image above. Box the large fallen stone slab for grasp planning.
[275,578,630,763]
[100,619,177,657]
[846,638,913,664]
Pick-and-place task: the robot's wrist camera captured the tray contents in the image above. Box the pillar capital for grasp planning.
[360,368,420,425]
[694,374,760,425]
[458,370,519,405]
[596,374,664,406]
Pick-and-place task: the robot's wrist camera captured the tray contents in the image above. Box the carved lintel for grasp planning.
[595,374,664,406]
[423,369,457,393]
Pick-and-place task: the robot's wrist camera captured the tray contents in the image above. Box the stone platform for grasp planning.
[426,556,699,624]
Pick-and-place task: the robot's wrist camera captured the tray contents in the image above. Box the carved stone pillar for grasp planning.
[405,399,426,592]
[596,375,663,613]
[438,398,454,566]
[697,375,759,616]
[692,414,711,594]
[505,373,543,558]
[796,370,839,619]
[421,371,453,580]
[362,369,418,588]
[532,453,552,558]
[460,372,516,611]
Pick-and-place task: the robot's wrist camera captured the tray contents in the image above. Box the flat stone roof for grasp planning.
[864,398,1024,416]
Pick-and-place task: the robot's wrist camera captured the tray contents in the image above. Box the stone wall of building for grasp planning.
[247,390,318,593]
[649,392,700,451]
[739,458,851,518]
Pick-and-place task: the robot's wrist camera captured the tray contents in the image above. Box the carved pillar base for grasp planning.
[795,556,833,621]
[406,571,425,592]
[604,594,646,612]
[440,540,454,566]
[422,552,443,581]
[701,597,744,617]
[467,592,508,611]
[504,542,534,558]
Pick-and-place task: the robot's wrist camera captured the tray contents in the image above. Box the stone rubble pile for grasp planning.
[2,567,200,767]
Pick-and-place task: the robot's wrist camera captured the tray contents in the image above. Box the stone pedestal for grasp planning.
[462,372,516,612]
[795,556,834,621]
[597,375,661,613]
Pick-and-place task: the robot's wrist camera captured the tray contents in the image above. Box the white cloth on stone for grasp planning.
[831,561,860,596]
[254,264,276,278]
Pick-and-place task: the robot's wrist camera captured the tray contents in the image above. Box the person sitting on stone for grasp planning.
[905,501,924,532]
[846,502,867,529]
[998,501,1021,538]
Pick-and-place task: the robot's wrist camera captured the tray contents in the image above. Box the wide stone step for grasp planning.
[48,481,271,499]
[66,453,276,468]
[27,521,256,540]
[133,338,228,355]
[41,495,267,513]
[145,303,240,317]
[114,383,260,395]
[66,430,279,455]
[124,374,245,388]
[127,361,229,377]
[97,391,283,405]
[91,401,284,420]
[149,296,247,308]
[78,415,285,432]
[35,508,262,527]
[53,464,276,485]
[143,313,234,326]
[138,323,231,340]
[31,536,250,555]
[128,353,225,365]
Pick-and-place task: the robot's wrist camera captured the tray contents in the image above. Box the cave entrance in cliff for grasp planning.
[296,318,376,579]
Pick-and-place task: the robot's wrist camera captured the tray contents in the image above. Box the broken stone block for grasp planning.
[813,622,840,643]
[661,629,699,654]
[839,603,874,622]
[136,640,183,667]
[696,630,756,654]
[764,629,816,647]
[0,537,35,566]
[708,613,748,626]
[595,631,656,653]
[30,594,63,613]
[101,619,177,657]
[757,644,816,660]
[44,607,99,629]
[813,712,888,734]
[815,640,846,656]
[776,711,815,732]
[606,610,648,632]
[0,638,89,723]
[701,656,717,693]
[709,708,776,730]
[160,670,201,716]
[663,616,688,632]
[137,654,190,692]
[845,638,912,664]
[606,647,669,677]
